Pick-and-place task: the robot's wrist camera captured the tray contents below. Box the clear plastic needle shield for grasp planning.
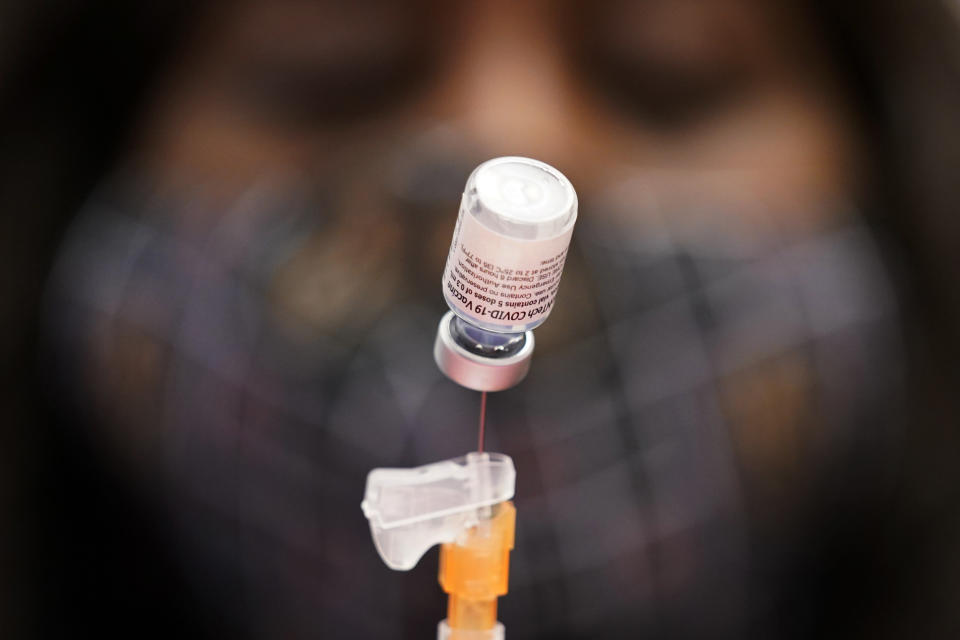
[361,453,516,570]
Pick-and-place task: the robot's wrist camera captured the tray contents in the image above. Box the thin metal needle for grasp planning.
[477,391,487,452]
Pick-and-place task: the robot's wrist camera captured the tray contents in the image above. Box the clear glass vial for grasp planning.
[434,157,577,391]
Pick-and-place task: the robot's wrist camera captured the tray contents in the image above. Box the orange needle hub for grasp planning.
[439,501,516,635]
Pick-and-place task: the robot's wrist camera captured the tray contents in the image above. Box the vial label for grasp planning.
[443,200,574,332]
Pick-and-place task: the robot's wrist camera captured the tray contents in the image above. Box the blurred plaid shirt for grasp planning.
[45,167,903,639]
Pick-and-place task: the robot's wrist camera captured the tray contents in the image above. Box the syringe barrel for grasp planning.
[437,620,505,640]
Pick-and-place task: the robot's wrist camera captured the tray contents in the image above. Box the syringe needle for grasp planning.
[478,391,487,453]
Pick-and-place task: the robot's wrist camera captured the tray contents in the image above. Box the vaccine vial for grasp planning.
[434,157,578,391]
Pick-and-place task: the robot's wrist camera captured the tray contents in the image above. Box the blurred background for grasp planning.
[3,0,960,638]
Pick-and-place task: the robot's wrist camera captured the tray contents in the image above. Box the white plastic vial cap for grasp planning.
[442,157,577,334]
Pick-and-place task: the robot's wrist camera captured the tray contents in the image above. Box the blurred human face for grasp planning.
[133,0,859,226]
[120,0,863,353]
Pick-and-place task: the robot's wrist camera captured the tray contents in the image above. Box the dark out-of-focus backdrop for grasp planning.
[3,1,960,638]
